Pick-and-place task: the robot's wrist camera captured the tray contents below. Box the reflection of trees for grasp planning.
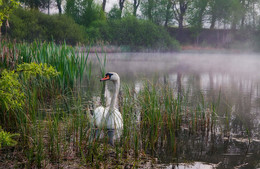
[186,73,201,105]
[177,72,182,98]
[181,72,259,138]
[232,80,255,137]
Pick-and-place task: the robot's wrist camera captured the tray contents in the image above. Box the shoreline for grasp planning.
[82,45,254,54]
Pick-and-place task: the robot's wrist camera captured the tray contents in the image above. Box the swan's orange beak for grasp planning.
[100,75,110,81]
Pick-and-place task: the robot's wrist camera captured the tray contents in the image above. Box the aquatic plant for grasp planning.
[0,126,19,148]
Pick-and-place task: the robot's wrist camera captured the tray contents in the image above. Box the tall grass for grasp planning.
[119,79,219,160]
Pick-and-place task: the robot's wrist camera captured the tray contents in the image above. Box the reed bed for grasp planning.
[0,40,91,90]
[0,40,223,168]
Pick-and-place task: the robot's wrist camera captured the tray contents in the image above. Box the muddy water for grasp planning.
[89,52,260,169]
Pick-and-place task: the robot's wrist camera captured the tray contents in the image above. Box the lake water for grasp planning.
[89,51,260,169]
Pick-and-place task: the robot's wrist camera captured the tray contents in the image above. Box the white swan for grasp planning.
[93,72,123,145]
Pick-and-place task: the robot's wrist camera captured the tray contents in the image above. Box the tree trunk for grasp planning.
[210,14,216,29]
[164,0,172,27]
[119,0,125,11]
[240,0,245,29]
[102,0,106,11]
[197,0,208,29]
[231,20,236,30]
[133,0,140,17]
[0,25,2,42]
[57,0,62,14]
[119,0,125,17]
[241,16,245,29]
[147,0,153,21]
[178,0,188,30]
[47,0,50,15]
[178,15,184,29]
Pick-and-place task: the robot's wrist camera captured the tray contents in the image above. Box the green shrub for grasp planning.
[85,20,110,43]
[106,16,180,51]
[0,69,24,112]
[0,126,19,149]
[107,5,122,20]
[6,8,86,45]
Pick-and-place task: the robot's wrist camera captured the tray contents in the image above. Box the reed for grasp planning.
[119,79,219,156]
[1,40,91,90]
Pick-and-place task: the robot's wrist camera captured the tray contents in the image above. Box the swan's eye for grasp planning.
[106,73,113,78]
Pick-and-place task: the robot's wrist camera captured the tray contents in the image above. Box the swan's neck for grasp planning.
[109,79,120,113]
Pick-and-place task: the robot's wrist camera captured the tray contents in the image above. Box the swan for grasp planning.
[93,72,123,145]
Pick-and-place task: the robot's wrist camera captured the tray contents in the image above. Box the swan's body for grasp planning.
[93,72,123,144]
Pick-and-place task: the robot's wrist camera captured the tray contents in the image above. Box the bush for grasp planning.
[85,20,110,43]
[4,8,180,51]
[106,16,180,51]
[5,8,86,45]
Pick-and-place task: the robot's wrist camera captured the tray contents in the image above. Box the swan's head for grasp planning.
[100,72,120,82]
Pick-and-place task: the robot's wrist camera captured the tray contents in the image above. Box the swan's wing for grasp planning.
[93,106,107,128]
[106,109,123,130]
[114,109,123,129]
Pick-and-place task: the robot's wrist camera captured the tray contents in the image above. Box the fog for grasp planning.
[91,52,260,79]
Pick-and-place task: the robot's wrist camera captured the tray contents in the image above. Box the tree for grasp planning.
[208,0,232,29]
[45,0,51,14]
[140,0,155,21]
[188,0,208,29]
[56,0,62,14]
[239,0,258,29]
[172,0,189,29]
[133,0,140,16]
[20,0,48,9]
[230,0,243,29]
[164,0,173,27]
[0,0,19,39]
[140,0,174,25]
[65,0,80,22]
[65,0,105,27]
[119,0,125,17]
[102,0,106,11]
[108,5,121,19]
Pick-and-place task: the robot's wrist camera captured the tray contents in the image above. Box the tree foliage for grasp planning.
[0,0,19,27]
[19,0,48,10]
[65,0,105,27]
[7,8,86,44]
[140,0,174,26]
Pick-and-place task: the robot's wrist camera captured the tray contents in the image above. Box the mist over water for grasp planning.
[89,51,260,168]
